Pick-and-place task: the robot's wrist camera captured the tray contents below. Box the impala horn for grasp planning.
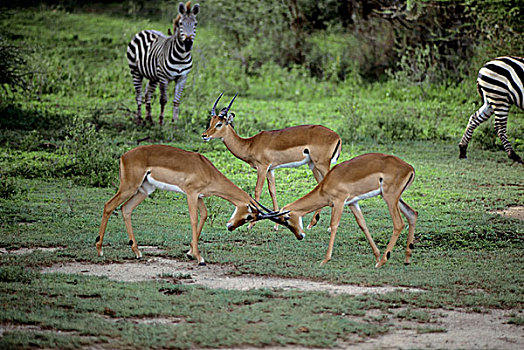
[250,199,290,223]
[223,93,238,115]
[211,92,224,116]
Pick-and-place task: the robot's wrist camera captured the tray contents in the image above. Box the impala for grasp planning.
[255,153,418,268]
[95,145,284,265]
[202,93,342,229]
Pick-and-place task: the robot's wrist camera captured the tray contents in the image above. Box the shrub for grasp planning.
[57,117,122,187]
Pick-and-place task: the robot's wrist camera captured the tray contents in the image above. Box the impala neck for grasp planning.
[222,126,252,163]
[285,186,329,216]
[209,173,252,207]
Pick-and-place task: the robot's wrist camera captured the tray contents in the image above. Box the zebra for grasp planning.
[459,56,523,164]
[126,1,199,125]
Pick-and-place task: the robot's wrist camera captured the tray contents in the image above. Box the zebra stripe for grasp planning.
[459,56,524,164]
[127,2,199,125]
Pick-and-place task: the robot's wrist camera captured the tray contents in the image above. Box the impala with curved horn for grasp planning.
[254,153,418,268]
[96,145,286,265]
[202,93,342,230]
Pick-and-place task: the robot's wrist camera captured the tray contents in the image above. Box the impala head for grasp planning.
[225,203,260,231]
[225,201,298,235]
[174,1,199,51]
[202,92,237,142]
[250,201,306,240]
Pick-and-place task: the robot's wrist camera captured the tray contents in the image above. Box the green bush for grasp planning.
[57,118,122,187]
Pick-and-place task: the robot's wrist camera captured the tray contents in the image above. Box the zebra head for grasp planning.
[174,1,199,51]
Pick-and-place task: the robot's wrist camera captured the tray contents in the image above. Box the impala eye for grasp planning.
[246,215,253,221]
[216,122,223,128]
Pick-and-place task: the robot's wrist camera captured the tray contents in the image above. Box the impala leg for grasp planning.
[307,165,328,229]
[266,170,279,230]
[321,202,344,266]
[248,166,269,229]
[349,203,380,264]
[187,195,206,265]
[399,198,418,265]
[96,189,135,257]
[121,190,149,259]
[187,198,207,258]
[144,80,158,125]
[376,198,405,268]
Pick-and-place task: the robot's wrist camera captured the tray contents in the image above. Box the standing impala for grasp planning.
[254,153,418,268]
[96,145,283,265]
[202,93,342,229]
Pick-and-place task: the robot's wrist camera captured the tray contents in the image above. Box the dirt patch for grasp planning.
[494,206,524,220]
[213,309,524,350]
[42,256,418,295]
[0,247,63,255]
[38,250,523,349]
[343,308,524,350]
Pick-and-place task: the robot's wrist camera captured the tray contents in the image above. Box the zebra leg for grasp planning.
[158,81,168,126]
[172,74,188,122]
[493,108,523,164]
[144,80,158,125]
[458,102,493,159]
[131,70,144,125]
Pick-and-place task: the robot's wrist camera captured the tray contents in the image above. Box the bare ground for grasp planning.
[37,253,524,350]
[42,256,418,295]
[4,208,524,350]
[494,205,524,220]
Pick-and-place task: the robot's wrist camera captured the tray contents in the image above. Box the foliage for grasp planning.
[0,33,34,98]
[56,118,123,187]
[0,6,522,349]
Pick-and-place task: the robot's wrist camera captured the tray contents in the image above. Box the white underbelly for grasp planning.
[139,173,187,196]
[344,188,382,206]
[270,153,311,170]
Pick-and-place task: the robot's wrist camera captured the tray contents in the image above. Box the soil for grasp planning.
[494,205,524,220]
[42,256,418,295]
[4,205,524,350]
[38,254,524,350]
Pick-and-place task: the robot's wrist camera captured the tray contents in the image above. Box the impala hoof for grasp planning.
[198,262,206,266]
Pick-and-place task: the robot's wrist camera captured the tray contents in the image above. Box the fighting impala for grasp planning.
[96,145,284,265]
[202,93,342,229]
[254,153,418,268]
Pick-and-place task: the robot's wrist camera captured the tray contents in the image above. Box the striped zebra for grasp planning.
[459,56,523,164]
[127,2,199,125]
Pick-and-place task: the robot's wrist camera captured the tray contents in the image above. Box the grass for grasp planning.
[0,5,523,349]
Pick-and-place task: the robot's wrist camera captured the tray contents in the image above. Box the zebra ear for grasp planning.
[192,4,200,15]
[178,2,186,15]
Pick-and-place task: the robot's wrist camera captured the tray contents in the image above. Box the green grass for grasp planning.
[0,6,523,349]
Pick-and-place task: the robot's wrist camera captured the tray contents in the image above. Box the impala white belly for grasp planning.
[344,188,382,206]
[270,152,311,170]
[139,174,187,196]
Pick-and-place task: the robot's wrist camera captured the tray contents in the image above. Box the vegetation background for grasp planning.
[0,0,523,348]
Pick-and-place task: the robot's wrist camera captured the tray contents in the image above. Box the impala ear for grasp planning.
[227,112,235,125]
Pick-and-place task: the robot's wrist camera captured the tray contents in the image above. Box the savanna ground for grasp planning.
[0,2,523,349]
